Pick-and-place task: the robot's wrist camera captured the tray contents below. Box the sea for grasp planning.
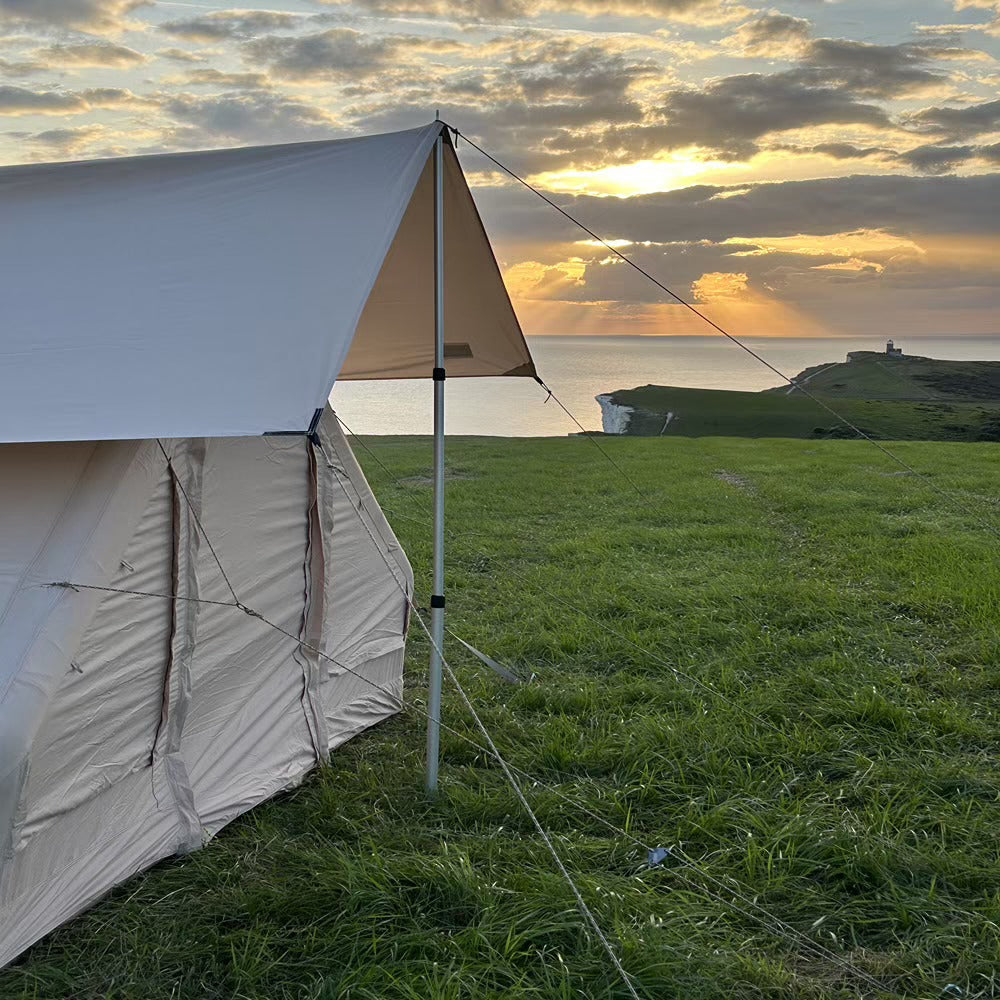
[330,335,1000,437]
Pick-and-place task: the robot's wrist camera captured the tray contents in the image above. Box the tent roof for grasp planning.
[0,122,535,444]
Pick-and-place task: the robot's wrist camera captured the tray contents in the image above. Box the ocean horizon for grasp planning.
[330,334,1000,437]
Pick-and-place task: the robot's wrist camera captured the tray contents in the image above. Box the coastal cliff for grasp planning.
[596,394,634,434]
[596,355,1000,442]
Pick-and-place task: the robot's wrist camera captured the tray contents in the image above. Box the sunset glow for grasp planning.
[0,0,996,338]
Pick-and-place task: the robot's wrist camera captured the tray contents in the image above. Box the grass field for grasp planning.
[3,434,1000,999]
[604,383,1000,441]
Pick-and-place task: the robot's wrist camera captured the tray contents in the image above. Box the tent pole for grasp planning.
[425,130,446,794]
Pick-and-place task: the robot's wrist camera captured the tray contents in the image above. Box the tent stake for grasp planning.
[426,130,446,794]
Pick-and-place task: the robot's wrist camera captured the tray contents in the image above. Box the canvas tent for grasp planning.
[0,122,536,967]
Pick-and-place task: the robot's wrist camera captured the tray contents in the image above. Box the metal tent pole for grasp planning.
[425,130,446,794]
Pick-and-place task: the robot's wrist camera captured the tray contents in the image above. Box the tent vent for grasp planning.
[444,342,473,359]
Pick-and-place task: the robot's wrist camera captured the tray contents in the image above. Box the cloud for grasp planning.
[171,69,272,89]
[0,85,88,115]
[951,0,1000,36]
[320,0,529,16]
[691,270,749,301]
[315,0,746,24]
[503,38,660,103]
[5,123,107,158]
[160,9,303,42]
[908,98,1000,139]
[0,0,147,32]
[157,48,213,64]
[158,89,340,143]
[0,55,47,77]
[897,141,1000,172]
[793,38,976,98]
[0,83,150,115]
[809,142,887,159]
[546,0,748,22]
[898,142,978,173]
[725,13,812,58]
[471,172,1000,250]
[623,71,893,161]
[243,28,399,81]
[30,41,147,68]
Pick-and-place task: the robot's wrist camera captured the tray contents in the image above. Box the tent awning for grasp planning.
[0,122,534,444]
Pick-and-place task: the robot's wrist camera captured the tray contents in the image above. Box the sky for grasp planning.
[1,0,998,339]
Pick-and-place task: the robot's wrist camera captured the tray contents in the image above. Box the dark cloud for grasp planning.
[793,38,972,98]
[243,28,398,81]
[908,99,1000,140]
[355,54,894,171]
[157,48,212,64]
[897,141,1000,173]
[0,0,146,31]
[622,72,892,161]
[898,142,978,173]
[173,69,272,89]
[31,41,147,68]
[810,142,887,159]
[0,84,87,114]
[503,38,658,103]
[160,9,302,43]
[321,0,529,16]
[470,172,1000,248]
[317,0,736,22]
[0,55,46,76]
[4,123,106,157]
[0,82,159,116]
[159,89,339,143]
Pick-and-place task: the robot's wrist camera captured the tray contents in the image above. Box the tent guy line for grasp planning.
[326,446,901,998]
[156,439,242,605]
[335,414,977,885]
[335,413,798,741]
[534,378,651,506]
[52,436,892,996]
[322,437,905,996]
[453,125,1000,541]
[317,438,645,1000]
[44,486,900,997]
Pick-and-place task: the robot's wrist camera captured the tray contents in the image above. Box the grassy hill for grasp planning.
[766,352,1000,402]
[2,435,999,999]
[605,383,1000,440]
[603,354,1000,440]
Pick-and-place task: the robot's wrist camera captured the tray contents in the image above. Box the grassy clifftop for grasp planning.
[604,353,1000,440]
[764,352,1000,402]
[606,383,1000,440]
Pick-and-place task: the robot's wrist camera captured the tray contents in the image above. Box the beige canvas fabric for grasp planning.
[0,124,535,444]
[0,408,412,967]
[340,139,535,380]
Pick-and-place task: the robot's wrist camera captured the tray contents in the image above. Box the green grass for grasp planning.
[766,354,1000,403]
[606,383,1000,441]
[3,434,1000,999]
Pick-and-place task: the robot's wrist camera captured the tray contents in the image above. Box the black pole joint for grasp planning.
[430,594,445,609]
[433,367,446,382]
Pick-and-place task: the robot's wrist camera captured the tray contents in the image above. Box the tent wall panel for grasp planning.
[0,767,179,966]
[179,435,319,835]
[0,410,412,967]
[340,144,532,380]
[0,440,166,861]
[14,466,175,848]
[317,411,412,673]
[325,647,406,751]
